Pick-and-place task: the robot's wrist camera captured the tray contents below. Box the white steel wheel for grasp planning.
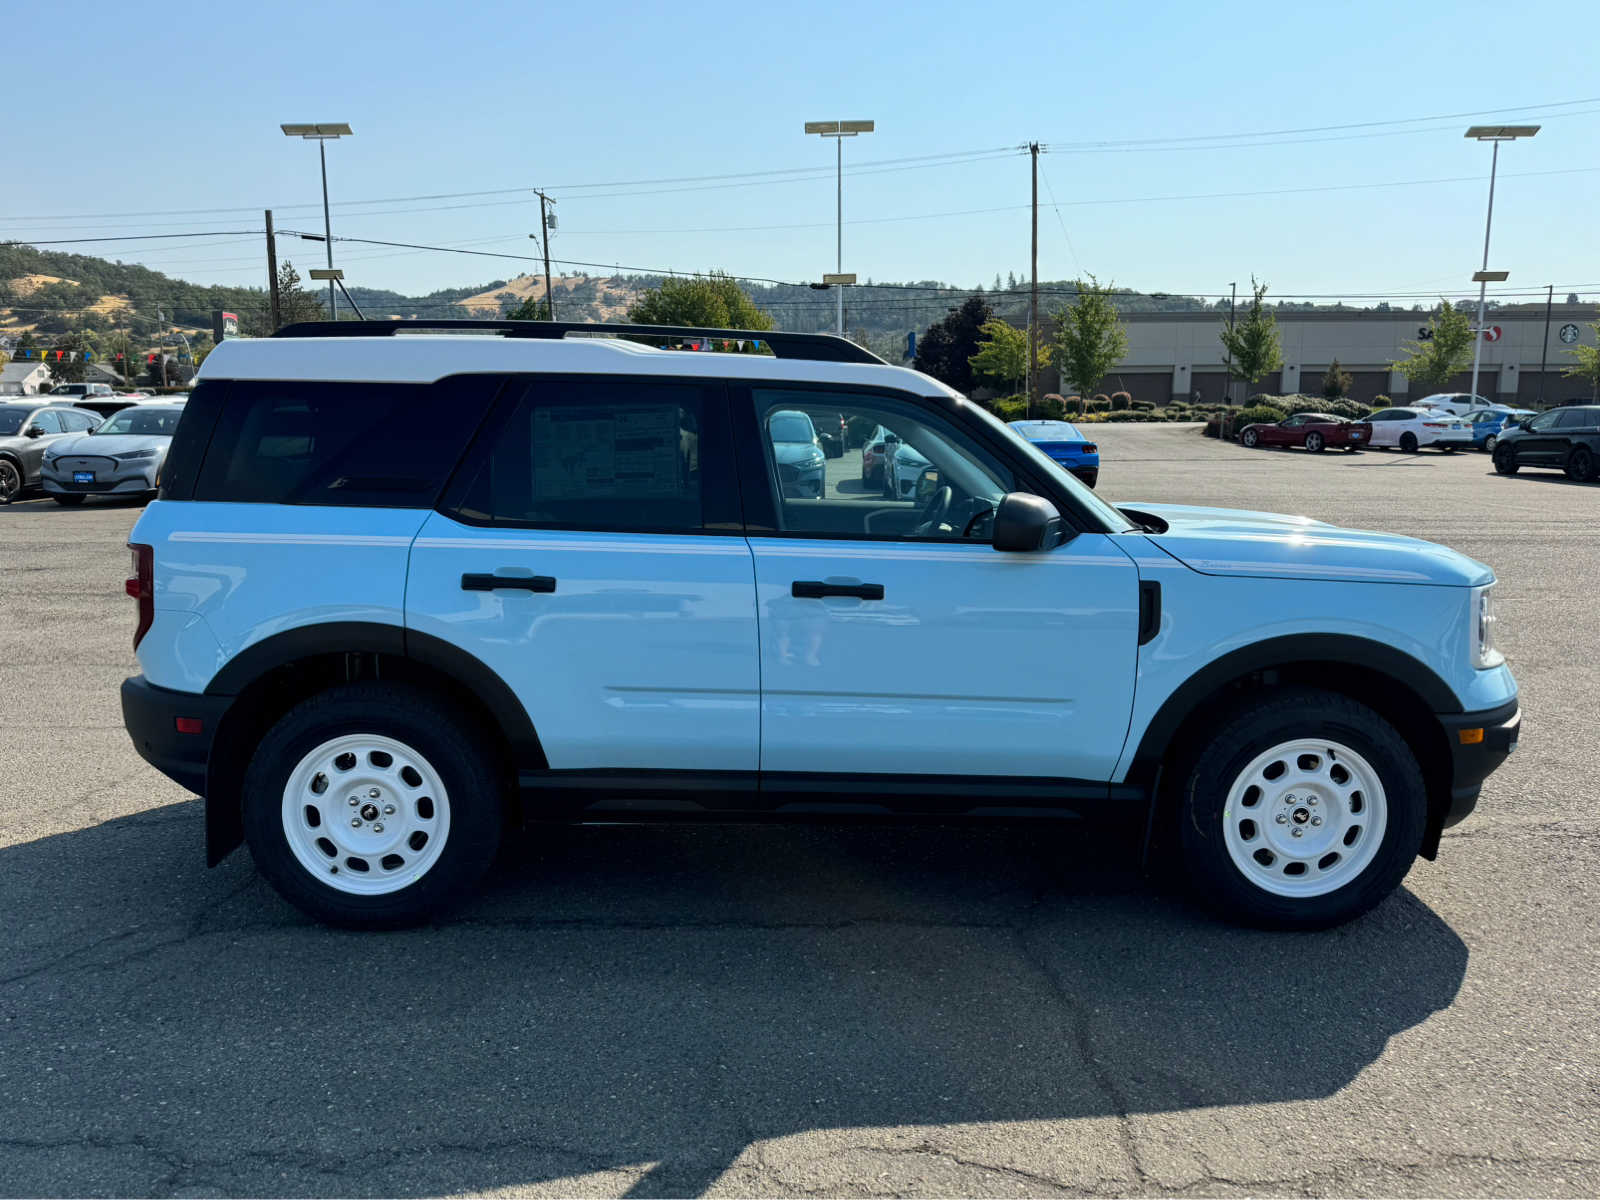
[1220,737,1388,898]
[281,733,452,896]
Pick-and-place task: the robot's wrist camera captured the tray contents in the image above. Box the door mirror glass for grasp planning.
[992,492,1061,552]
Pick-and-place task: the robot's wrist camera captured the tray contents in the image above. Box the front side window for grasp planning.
[1527,411,1560,432]
[1281,415,1304,427]
[751,389,1012,541]
[29,410,64,434]
[456,378,708,532]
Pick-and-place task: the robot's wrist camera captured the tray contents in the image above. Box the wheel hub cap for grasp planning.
[1222,738,1389,898]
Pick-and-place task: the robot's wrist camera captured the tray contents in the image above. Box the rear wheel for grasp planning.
[1305,431,1326,453]
[1399,432,1419,453]
[51,493,86,507]
[1484,433,1499,454]
[1177,688,1426,929]
[241,683,504,928]
[1566,445,1596,482]
[1493,444,1520,475]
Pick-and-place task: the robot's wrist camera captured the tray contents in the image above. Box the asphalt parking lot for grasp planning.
[2,423,1597,1198]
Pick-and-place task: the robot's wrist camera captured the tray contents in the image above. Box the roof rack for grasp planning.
[270,319,886,365]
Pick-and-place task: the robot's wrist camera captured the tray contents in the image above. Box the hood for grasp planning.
[771,440,823,466]
[48,433,172,457]
[1122,502,1493,587]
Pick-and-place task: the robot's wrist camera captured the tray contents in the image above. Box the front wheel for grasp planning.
[0,459,20,504]
[241,683,504,928]
[1493,444,1519,475]
[1177,688,1426,929]
[1241,428,1260,448]
[1305,431,1325,453]
[1565,445,1596,482]
[1399,432,1419,453]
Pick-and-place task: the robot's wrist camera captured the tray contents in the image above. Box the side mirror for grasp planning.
[24,425,44,438]
[992,492,1062,552]
[883,433,900,447]
[915,467,942,503]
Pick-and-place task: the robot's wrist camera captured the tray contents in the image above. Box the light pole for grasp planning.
[281,123,353,319]
[804,119,874,335]
[1464,124,1538,403]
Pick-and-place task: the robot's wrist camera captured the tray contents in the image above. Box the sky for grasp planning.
[6,0,1599,308]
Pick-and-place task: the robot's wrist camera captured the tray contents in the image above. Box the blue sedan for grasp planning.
[1008,419,1100,488]
[1465,407,1535,453]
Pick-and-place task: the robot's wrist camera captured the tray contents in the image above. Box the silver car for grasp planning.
[40,402,185,506]
[0,402,103,503]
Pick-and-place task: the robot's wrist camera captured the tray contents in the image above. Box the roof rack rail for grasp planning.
[270,319,886,365]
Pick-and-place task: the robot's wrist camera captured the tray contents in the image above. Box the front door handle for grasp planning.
[791,580,884,601]
[461,572,556,594]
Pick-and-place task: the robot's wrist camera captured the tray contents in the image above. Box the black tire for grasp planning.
[51,493,86,507]
[1493,444,1519,475]
[241,683,505,928]
[1565,445,1596,483]
[1177,687,1427,930]
[1241,428,1259,448]
[0,458,20,504]
[1399,432,1419,453]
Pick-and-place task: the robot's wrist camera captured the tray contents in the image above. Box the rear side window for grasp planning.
[193,376,498,507]
[1556,408,1596,429]
[453,377,714,532]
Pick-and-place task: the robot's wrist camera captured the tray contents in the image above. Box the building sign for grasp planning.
[213,310,239,341]
[1559,323,1581,345]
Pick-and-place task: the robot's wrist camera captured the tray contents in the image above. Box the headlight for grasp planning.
[116,449,159,461]
[1471,585,1502,669]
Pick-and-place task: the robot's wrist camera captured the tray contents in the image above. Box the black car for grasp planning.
[1493,405,1600,482]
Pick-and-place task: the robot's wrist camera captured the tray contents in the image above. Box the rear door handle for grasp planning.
[791,580,884,601]
[461,572,556,593]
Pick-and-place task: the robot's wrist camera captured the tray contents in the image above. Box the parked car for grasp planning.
[1237,412,1372,454]
[1007,419,1100,486]
[1412,392,1491,417]
[883,431,933,499]
[860,423,894,487]
[39,401,186,505]
[766,409,826,498]
[45,382,116,404]
[0,402,102,503]
[1492,405,1600,482]
[1364,406,1473,452]
[1463,407,1535,454]
[121,319,1518,932]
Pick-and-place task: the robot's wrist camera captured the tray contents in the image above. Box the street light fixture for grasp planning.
[282,122,353,319]
[1464,124,1537,403]
[804,119,874,336]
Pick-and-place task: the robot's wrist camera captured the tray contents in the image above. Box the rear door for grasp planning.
[1517,409,1566,465]
[733,385,1140,796]
[407,374,761,778]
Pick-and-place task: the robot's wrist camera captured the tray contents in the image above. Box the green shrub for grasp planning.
[1062,394,1084,416]
[1234,403,1287,430]
[1087,395,1110,413]
[988,395,1028,421]
[1131,399,1155,412]
[1373,394,1391,406]
[1037,394,1067,420]
[1108,391,1131,410]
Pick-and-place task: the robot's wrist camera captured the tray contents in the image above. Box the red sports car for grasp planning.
[1238,412,1373,453]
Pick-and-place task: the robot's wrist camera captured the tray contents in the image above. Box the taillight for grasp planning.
[127,542,153,650]
[1081,443,1098,455]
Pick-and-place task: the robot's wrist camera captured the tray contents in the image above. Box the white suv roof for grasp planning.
[198,330,956,398]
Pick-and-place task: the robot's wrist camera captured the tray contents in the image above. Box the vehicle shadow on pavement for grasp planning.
[0,804,1467,1197]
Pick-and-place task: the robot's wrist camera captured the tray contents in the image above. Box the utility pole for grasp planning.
[1224,281,1237,405]
[1538,282,1553,408]
[1028,142,1040,418]
[265,209,281,333]
[535,190,557,320]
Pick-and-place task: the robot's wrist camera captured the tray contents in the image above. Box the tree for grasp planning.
[968,319,1045,394]
[913,296,993,392]
[505,294,551,321]
[44,332,91,388]
[1394,300,1474,393]
[1218,278,1283,401]
[1053,275,1128,401]
[625,272,774,332]
[275,260,327,326]
[1321,358,1353,400]
[1562,321,1600,402]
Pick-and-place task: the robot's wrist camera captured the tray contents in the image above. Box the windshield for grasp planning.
[767,413,814,443]
[0,410,29,436]
[96,407,183,437]
[966,400,1135,533]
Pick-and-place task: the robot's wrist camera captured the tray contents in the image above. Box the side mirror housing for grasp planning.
[24,425,43,438]
[992,492,1062,552]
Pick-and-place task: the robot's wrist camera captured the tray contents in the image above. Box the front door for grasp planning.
[406,375,760,776]
[735,386,1141,794]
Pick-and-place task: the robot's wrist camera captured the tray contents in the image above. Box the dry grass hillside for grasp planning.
[453,273,641,320]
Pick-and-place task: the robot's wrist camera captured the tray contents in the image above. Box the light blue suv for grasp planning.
[120,320,1519,930]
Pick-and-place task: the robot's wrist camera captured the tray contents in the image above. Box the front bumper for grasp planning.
[42,463,158,494]
[1435,697,1520,831]
[121,674,228,796]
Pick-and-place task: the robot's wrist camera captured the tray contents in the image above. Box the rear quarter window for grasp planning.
[191,376,499,507]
